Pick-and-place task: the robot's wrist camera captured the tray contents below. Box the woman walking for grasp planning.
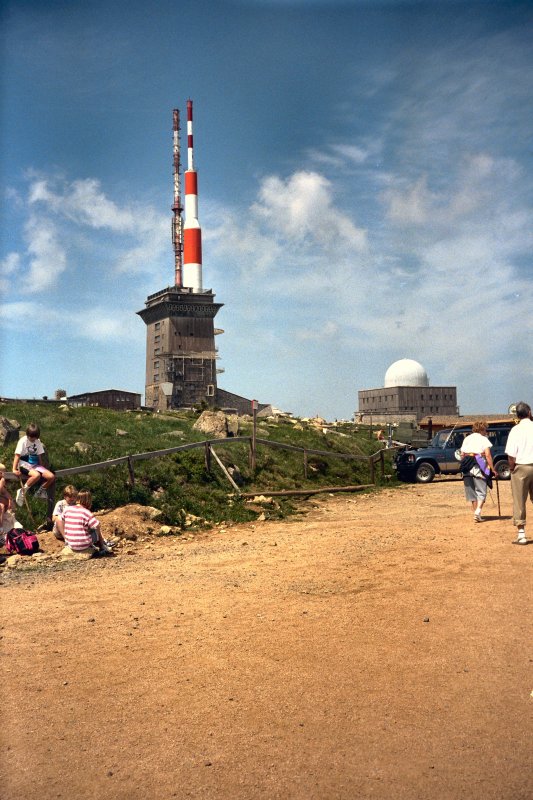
[459,422,495,522]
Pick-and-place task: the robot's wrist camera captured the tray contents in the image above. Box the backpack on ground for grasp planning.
[5,528,40,556]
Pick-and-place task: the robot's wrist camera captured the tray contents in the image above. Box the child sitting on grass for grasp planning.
[56,489,113,557]
[52,485,78,542]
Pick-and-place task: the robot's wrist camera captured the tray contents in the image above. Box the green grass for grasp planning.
[1,402,394,529]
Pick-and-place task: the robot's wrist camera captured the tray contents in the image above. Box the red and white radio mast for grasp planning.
[183,99,203,293]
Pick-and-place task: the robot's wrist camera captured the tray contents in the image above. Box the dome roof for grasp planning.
[384,359,429,388]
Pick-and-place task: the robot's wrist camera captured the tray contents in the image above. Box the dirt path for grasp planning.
[1,480,531,800]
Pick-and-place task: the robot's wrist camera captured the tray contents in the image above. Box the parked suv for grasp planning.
[393,424,513,483]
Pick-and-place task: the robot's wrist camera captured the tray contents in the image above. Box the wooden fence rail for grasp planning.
[4,436,391,519]
[253,437,370,461]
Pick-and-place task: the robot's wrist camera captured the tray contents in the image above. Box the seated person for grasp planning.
[0,463,13,529]
[12,423,55,506]
[52,485,78,541]
[56,490,112,557]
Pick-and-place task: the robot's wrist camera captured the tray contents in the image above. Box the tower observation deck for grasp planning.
[137,284,222,411]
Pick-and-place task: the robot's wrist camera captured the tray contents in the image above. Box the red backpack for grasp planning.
[5,528,40,556]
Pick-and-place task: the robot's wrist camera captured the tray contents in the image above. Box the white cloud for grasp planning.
[0,297,141,345]
[23,215,67,293]
[0,252,21,293]
[206,169,369,307]
[330,143,370,165]
[251,171,367,251]
[307,141,372,169]
[0,300,41,323]
[29,177,137,231]
[114,213,168,274]
[383,175,434,226]
[296,321,339,341]
[3,174,170,295]
[80,311,137,342]
[0,252,20,274]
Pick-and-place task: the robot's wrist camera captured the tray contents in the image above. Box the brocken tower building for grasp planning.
[137,102,223,411]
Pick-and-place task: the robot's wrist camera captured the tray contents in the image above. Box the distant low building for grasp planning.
[357,359,458,424]
[216,388,271,417]
[67,389,141,411]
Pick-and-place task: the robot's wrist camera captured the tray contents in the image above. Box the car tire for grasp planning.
[494,459,511,480]
[415,462,435,483]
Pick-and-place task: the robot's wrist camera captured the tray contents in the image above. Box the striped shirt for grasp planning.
[61,505,99,551]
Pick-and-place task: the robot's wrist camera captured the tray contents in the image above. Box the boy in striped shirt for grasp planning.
[57,490,112,557]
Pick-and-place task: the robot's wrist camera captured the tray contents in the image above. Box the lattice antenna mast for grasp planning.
[172,108,183,288]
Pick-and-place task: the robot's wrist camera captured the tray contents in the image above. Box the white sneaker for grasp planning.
[34,486,49,500]
[474,513,482,523]
[15,487,26,507]
[517,529,527,545]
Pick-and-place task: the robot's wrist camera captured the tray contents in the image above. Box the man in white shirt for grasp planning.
[505,401,533,545]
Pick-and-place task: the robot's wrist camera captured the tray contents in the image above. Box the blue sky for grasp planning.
[1,0,532,419]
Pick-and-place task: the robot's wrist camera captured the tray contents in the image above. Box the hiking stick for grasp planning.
[495,476,501,518]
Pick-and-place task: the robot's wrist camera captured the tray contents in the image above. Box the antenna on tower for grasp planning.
[172,108,183,288]
[183,99,203,292]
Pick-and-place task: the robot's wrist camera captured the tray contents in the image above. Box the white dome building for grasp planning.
[358,358,457,423]
[384,359,429,388]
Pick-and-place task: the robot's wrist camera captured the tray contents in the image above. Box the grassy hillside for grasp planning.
[1,402,392,529]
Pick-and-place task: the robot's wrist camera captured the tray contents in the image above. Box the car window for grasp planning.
[449,432,466,449]
[487,430,498,446]
[434,431,450,448]
[495,428,511,446]
[433,430,466,448]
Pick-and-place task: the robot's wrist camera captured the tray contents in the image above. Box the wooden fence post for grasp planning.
[380,449,385,478]
[46,485,55,526]
[369,455,375,484]
[210,447,242,494]
[127,456,135,486]
[303,449,308,479]
[205,442,212,472]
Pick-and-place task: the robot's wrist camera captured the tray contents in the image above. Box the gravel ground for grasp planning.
[1,479,532,800]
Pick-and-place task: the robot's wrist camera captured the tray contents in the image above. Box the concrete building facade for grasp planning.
[68,389,141,411]
[357,359,458,424]
[137,285,222,412]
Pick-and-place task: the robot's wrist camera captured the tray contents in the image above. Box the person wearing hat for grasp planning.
[0,463,13,529]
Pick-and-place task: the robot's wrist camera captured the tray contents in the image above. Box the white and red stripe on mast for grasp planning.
[183,99,203,293]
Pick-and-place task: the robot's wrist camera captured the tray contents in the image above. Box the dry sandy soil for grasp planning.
[1,479,531,800]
